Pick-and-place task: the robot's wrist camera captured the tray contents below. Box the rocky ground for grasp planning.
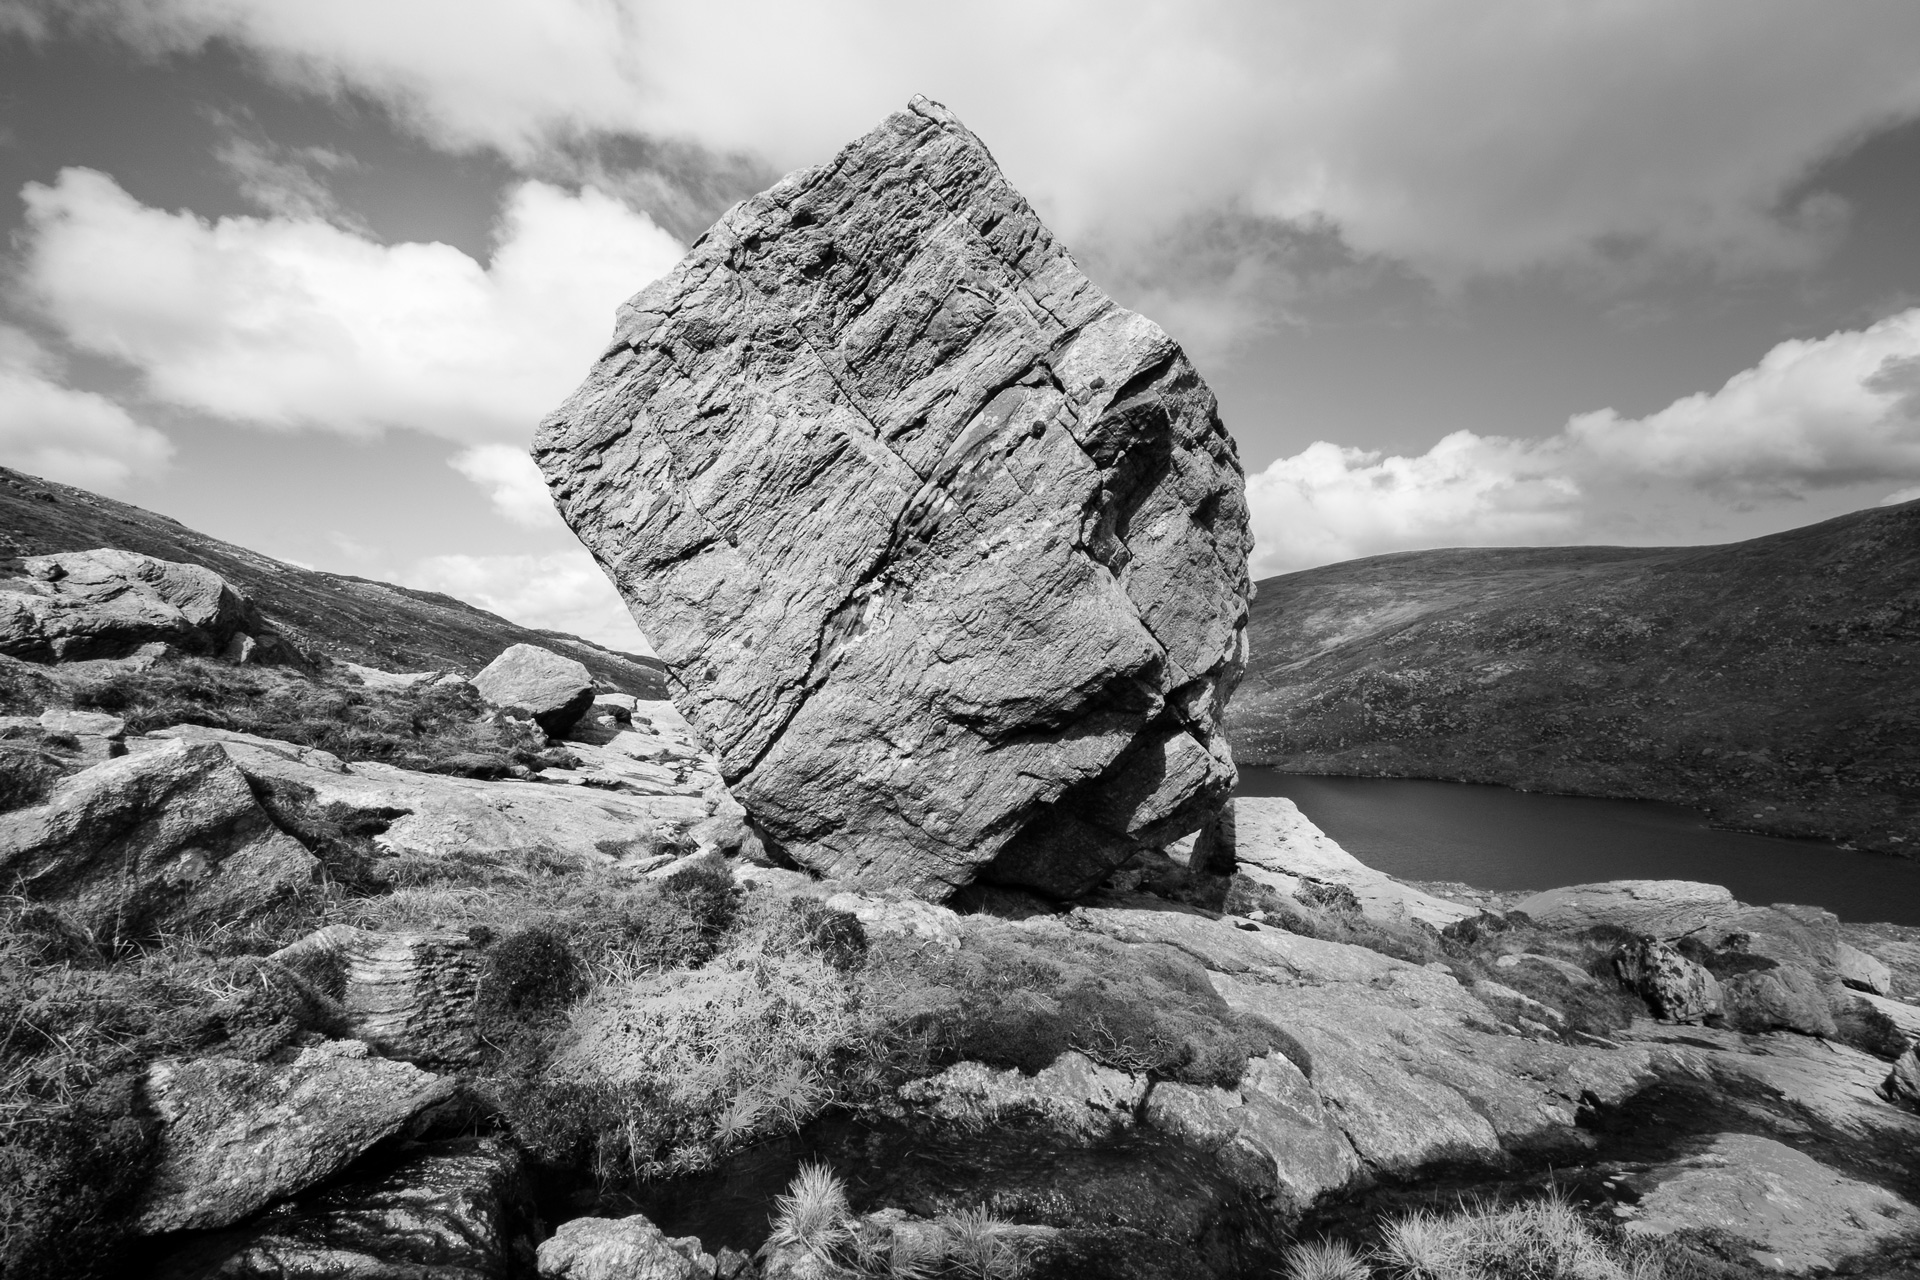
[4,551,1920,1280]
[1228,498,1920,854]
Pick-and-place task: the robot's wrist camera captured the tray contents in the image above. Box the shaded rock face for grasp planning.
[536,97,1251,899]
[272,924,485,1067]
[473,643,597,736]
[0,738,317,946]
[0,548,297,665]
[152,1138,531,1280]
[137,1039,457,1234]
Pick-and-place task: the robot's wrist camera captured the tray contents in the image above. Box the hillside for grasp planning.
[1228,499,1920,854]
[0,466,668,696]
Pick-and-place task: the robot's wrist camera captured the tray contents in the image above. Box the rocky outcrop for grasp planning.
[1614,938,1721,1023]
[1837,939,1894,995]
[535,97,1252,900]
[1516,880,1738,938]
[271,925,485,1067]
[137,1040,457,1233]
[152,1138,531,1280]
[473,643,596,736]
[1219,796,1471,927]
[0,548,298,665]
[537,1212,716,1280]
[0,738,317,946]
[1886,1046,1920,1106]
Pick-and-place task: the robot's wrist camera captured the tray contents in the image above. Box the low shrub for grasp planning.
[0,741,67,814]
[1830,1000,1907,1060]
[1225,878,1444,966]
[1673,934,1779,979]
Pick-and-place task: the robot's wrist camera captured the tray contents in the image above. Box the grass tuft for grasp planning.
[1285,1237,1372,1280]
[770,1162,854,1262]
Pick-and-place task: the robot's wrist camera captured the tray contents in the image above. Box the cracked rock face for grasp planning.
[536,97,1251,897]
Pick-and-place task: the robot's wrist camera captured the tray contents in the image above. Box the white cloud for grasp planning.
[0,325,172,490]
[1247,307,1920,575]
[398,549,655,656]
[63,0,1920,278]
[18,167,683,446]
[450,443,562,528]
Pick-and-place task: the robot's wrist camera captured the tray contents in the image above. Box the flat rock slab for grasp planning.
[1516,880,1739,938]
[536,96,1252,899]
[137,1040,457,1234]
[1626,1133,1920,1275]
[1222,796,1472,926]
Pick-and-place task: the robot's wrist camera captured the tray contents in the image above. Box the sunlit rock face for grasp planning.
[535,97,1251,898]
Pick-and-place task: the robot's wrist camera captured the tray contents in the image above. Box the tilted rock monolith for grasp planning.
[536,97,1253,898]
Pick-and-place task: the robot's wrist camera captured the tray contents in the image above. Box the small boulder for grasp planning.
[1614,938,1722,1023]
[1720,964,1838,1037]
[1837,940,1893,996]
[0,738,317,947]
[136,1039,458,1234]
[537,1212,710,1280]
[0,548,300,665]
[473,643,596,736]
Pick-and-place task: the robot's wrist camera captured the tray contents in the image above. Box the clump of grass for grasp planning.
[1371,1190,1654,1279]
[1285,1237,1371,1280]
[863,921,1280,1087]
[770,1162,854,1262]
[935,1206,1026,1280]
[1831,999,1908,1059]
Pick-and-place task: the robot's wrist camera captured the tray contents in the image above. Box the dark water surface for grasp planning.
[1236,770,1920,926]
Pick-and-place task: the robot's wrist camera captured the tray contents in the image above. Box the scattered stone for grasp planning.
[537,1211,711,1280]
[535,96,1251,900]
[136,1039,458,1234]
[0,738,317,946]
[473,643,596,736]
[1220,796,1471,926]
[1886,1046,1920,1107]
[1515,880,1737,938]
[0,548,299,664]
[341,660,443,691]
[1625,1133,1920,1275]
[36,707,124,739]
[1837,939,1894,995]
[1614,938,1722,1023]
[271,924,484,1067]
[151,1138,532,1279]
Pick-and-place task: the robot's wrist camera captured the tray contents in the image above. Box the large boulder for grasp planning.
[473,643,597,735]
[0,548,297,664]
[0,738,317,947]
[136,1039,457,1234]
[1614,937,1722,1023]
[271,925,485,1067]
[1515,880,1738,938]
[537,1212,713,1280]
[535,97,1252,899]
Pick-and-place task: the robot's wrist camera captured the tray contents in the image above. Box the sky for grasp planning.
[3,3,1920,657]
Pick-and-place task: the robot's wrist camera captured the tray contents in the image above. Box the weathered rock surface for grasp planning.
[1886,1046,1920,1107]
[137,1039,458,1234]
[153,1138,531,1280]
[0,737,317,945]
[1219,796,1471,926]
[1720,964,1839,1037]
[535,96,1251,899]
[152,723,748,870]
[1625,1133,1920,1275]
[1614,938,1722,1023]
[1516,880,1738,938]
[0,548,296,664]
[272,924,484,1067]
[1853,989,1920,1043]
[896,1049,1147,1138]
[537,1212,712,1280]
[473,643,596,736]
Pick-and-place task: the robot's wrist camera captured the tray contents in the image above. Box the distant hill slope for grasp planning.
[0,466,668,697]
[1229,500,1920,854]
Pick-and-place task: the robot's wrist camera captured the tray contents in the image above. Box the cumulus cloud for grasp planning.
[1248,307,1920,575]
[17,167,683,445]
[398,549,654,656]
[42,0,1920,279]
[0,325,172,490]
[450,443,562,528]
